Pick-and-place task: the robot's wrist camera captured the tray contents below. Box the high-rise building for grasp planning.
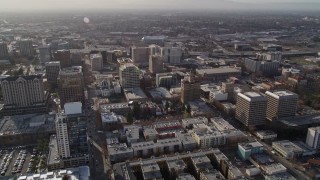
[161,47,182,64]
[221,82,235,101]
[149,55,163,74]
[235,92,267,127]
[306,126,320,149]
[149,44,161,55]
[256,52,282,62]
[119,63,141,88]
[0,75,47,115]
[55,50,71,68]
[58,66,84,107]
[181,74,200,104]
[19,39,34,57]
[45,61,61,86]
[0,42,9,58]
[156,72,178,88]
[55,102,88,165]
[90,53,103,71]
[131,47,150,65]
[39,45,51,63]
[265,90,298,121]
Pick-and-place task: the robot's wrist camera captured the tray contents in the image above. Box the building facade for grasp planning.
[90,53,103,71]
[55,50,71,68]
[306,126,320,149]
[0,42,9,58]
[131,47,150,65]
[19,39,34,57]
[235,92,267,127]
[161,47,182,64]
[265,90,298,121]
[58,66,84,107]
[181,75,200,104]
[149,55,163,74]
[119,63,141,88]
[45,61,61,86]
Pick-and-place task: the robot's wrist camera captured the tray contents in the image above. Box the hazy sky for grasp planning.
[1,0,320,12]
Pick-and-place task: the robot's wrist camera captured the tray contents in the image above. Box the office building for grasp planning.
[131,47,150,65]
[55,50,71,68]
[161,47,182,64]
[39,45,51,63]
[119,63,141,88]
[156,72,178,88]
[58,66,84,107]
[71,52,82,66]
[142,36,166,45]
[90,53,103,71]
[235,92,267,127]
[55,104,88,167]
[306,126,320,149]
[149,55,163,74]
[1,75,47,115]
[265,90,298,121]
[272,140,306,159]
[244,58,280,76]
[181,74,200,104]
[45,61,61,86]
[19,39,34,57]
[0,42,9,58]
[256,51,282,62]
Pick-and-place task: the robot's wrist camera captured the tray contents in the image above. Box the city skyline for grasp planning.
[1,0,320,12]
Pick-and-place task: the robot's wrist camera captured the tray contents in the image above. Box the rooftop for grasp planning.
[239,92,267,102]
[47,135,60,165]
[266,90,298,99]
[0,114,55,135]
[196,67,241,75]
[17,166,90,180]
[124,88,148,101]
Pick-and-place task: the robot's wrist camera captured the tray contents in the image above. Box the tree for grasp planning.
[127,111,134,124]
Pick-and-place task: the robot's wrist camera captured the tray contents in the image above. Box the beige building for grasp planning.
[181,74,200,104]
[265,90,298,121]
[58,66,84,107]
[149,55,163,74]
[119,63,141,88]
[131,47,150,65]
[1,75,45,107]
[235,92,267,127]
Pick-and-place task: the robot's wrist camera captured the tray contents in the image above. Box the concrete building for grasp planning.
[124,88,148,102]
[149,55,163,74]
[55,112,88,167]
[119,63,141,88]
[156,72,178,88]
[58,66,84,107]
[55,50,71,68]
[244,58,280,76]
[191,125,227,148]
[131,47,150,65]
[261,163,287,176]
[141,161,163,180]
[19,39,34,57]
[161,47,182,64]
[272,140,306,159]
[196,67,241,81]
[0,42,9,58]
[255,130,277,140]
[45,61,60,86]
[181,74,200,104]
[90,53,103,71]
[235,92,267,127]
[108,143,134,164]
[256,51,282,62]
[238,141,264,160]
[39,45,51,63]
[265,90,298,121]
[306,126,320,149]
[142,36,166,45]
[1,75,47,115]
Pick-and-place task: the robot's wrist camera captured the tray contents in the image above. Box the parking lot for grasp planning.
[0,146,48,177]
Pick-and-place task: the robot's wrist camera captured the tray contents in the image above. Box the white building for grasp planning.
[55,114,71,158]
[306,126,320,149]
[191,128,226,148]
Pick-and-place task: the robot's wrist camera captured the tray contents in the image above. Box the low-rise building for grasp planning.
[238,141,264,160]
[124,88,148,102]
[108,143,134,163]
[141,161,163,180]
[255,130,277,140]
[272,140,306,159]
[261,163,287,175]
